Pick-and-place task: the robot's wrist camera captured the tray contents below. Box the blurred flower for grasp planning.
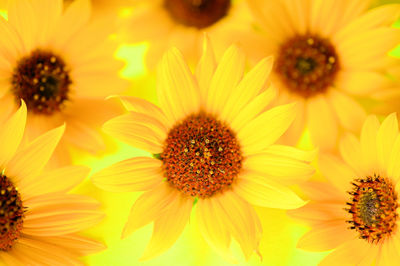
[0,102,104,264]
[92,37,315,261]
[291,113,400,265]
[0,0,128,165]
[246,0,400,150]
[119,0,253,68]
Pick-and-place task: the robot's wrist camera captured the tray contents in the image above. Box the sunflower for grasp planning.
[0,0,128,165]
[118,0,253,68]
[91,37,315,261]
[290,113,400,265]
[0,101,105,264]
[245,0,400,150]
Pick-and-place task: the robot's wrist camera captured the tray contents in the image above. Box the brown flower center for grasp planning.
[346,175,398,243]
[12,49,72,115]
[275,35,339,98]
[160,113,242,198]
[163,0,231,29]
[0,174,24,251]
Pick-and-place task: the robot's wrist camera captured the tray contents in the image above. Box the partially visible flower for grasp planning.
[0,102,104,264]
[245,0,400,150]
[118,0,253,67]
[0,0,128,165]
[92,37,315,261]
[291,113,400,265]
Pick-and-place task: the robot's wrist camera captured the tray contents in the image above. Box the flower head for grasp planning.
[245,0,400,150]
[0,102,104,264]
[0,0,128,164]
[291,113,400,265]
[119,0,253,67]
[92,37,315,261]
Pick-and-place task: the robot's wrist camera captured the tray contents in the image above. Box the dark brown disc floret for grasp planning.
[164,0,231,29]
[161,113,242,198]
[12,49,72,115]
[275,35,339,98]
[0,173,24,251]
[345,175,398,244]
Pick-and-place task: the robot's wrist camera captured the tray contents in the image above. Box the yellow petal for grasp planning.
[244,152,314,185]
[320,154,357,195]
[310,0,343,36]
[388,134,400,183]
[30,0,62,45]
[306,94,338,151]
[0,101,26,167]
[230,85,277,132]
[235,173,306,209]
[51,0,91,49]
[205,45,245,116]
[377,113,398,173]
[22,165,90,199]
[221,56,274,124]
[335,4,400,42]
[92,157,163,192]
[336,71,392,96]
[8,0,37,52]
[300,181,346,202]
[289,201,347,223]
[297,220,354,251]
[7,124,65,185]
[265,144,317,163]
[360,115,380,174]
[23,194,103,236]
[195,34,217,105]
[40,234,106,256]
[121,182,179,238]
[0,16,24,63]
[238,103,297,156]
[196,198,236,263]
[113,95,171,129]
[339,133,367,177]
[11,238,81,265]
[158,47,200,123]
[140,193,192,260]
[319,238,373,266]
[328,89,366,133]
[102,112,164,154]
[214,191,261,260]
[338,28,400,70]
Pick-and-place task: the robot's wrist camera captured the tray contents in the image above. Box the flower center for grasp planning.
[163,0,231,29]
[161,113,242,198]
[0,173,24,251]
[346,175,398,243]
[275,35,339,98]
[12,49,72,115]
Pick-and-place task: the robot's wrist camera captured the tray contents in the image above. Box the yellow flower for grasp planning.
[92,37,315,261]
[0,0,128,164]
[0,102,104,264]
[291,113,400,265]
[119,0,253,67]
[246,0,400,150]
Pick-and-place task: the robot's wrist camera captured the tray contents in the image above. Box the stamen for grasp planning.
[275,34,339,98]
[161,113,242,198]
[163,0,231,29]
[12,49,72,115]
[0,174,24,251]
[346,175,398,244]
